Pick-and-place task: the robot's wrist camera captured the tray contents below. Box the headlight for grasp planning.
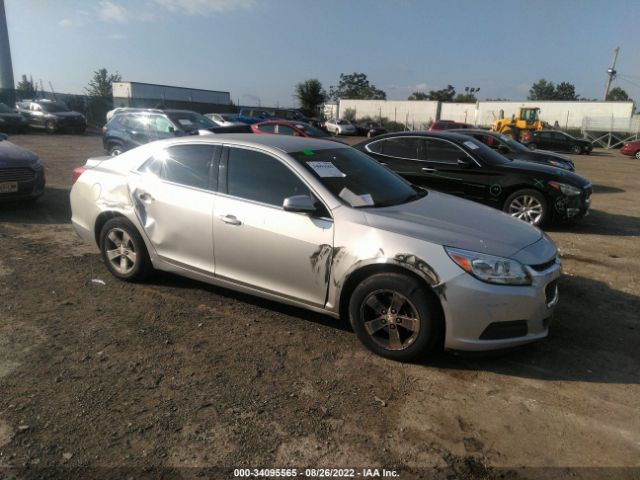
[445,246,531,285]
[549,181,581,196]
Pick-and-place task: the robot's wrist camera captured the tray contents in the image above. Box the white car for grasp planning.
[325,118,356,136]
[205,113,244,127]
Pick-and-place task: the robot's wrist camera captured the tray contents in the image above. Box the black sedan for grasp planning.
[521,130,592,155]
[0,134,45,202]
[449,128,575,171]
[354,121,387,137]
[0,102,28,133]
[354,132,592,226]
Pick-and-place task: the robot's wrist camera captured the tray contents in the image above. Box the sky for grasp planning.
[4,0,640,107]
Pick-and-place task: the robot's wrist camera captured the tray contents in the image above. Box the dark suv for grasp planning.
[102,108,252,155]
[16,99,86,134]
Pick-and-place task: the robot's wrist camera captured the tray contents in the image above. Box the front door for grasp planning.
[130,143,218,274]
[213,146,333,306]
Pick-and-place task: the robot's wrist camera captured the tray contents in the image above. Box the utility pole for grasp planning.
[603,47,619,101]
[0,0,15,105]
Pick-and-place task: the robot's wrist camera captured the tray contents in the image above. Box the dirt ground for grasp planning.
[0,132,638,480]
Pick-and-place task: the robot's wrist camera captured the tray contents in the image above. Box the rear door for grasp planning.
[213,145,333,306]
[130,143,218,274]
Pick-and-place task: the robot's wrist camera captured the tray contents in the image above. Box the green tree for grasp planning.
[15,74,38,99]
[453,93,477,103]
[408,91,429,100]
[84,68,122,98]
[84,68,122,126]
[294,79,326,117]
[528,79,556,100]
[606,87,630,101]
[427,85,456,102]
[329,73,386,100]
[554,81,579,100]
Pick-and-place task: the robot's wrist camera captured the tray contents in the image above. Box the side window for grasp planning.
[258,124,275,133]
[553,132,566,140]
[227,148,309,206]
[150,115,174,135]
[158,144,214,190]
[277,125,295,136]
[367,137,422,160]
[424,139,466,164]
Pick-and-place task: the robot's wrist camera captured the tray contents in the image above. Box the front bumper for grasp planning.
[440,258,561,351]
[553,183,592,220]
[0,167,45,202]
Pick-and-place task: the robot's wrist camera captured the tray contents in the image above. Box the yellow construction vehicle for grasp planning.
[491,107,544,139]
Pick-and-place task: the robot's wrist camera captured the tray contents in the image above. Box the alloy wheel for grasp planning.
[508,195,544,224]
[104,227,137,275]
[360,289,421,351]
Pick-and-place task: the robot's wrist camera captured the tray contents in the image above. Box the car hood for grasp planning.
[363,190,544,260]
[500,159,590,187]
[511,150,574,169]
[0,140,39,166]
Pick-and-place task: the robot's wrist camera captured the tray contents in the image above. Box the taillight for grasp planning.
[71,167,87,185]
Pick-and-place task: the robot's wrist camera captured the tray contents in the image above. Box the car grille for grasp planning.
[0,167,35,182]
[529,258,557,272]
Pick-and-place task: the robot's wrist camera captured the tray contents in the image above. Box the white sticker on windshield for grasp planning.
[339,188,375,207]
[464,140,479,150]
[178,119,193,126]
[307,161,346,178]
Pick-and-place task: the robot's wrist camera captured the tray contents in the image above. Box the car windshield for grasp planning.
[41,102,70,112]
[337,120,350,125]
[291,147,426,208]
[0,103,12,113]
[459,136,511,165]
[295,123,329,137]
[167,111,216,131]
[497,134,530,153]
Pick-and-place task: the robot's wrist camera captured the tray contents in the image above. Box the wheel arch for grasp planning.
[337,262,446,346]
[94,210,129,245]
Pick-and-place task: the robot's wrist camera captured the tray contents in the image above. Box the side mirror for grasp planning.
[457,156,475,169]
[168,126,175,133]
[283,195,317,214]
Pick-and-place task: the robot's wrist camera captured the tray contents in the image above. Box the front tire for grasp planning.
[45,120,57,134]
[108,143,125,156]
[527,142,537,151]
[635,151,640,160]
[99,217,152,281]
[503,189,548,226]
[349,273,442,361]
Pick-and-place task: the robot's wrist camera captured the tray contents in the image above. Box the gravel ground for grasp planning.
[0,132,638,480]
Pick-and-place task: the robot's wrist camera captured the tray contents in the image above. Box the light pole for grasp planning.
[0,0,15,105]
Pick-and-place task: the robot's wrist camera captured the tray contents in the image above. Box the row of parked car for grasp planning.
[0,99,87,134]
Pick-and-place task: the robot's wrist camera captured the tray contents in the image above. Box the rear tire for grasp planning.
[571,144,582,154]
[503,189,548,226]
[45,120,57,134]
[349,273,442,361]
[635,151,640,160]
[108,143,125,156]
[99,217,153,282]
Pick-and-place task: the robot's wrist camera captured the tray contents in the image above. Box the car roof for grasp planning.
[164,133,347,153]
[448,128,499,135]
[369,131,476,142]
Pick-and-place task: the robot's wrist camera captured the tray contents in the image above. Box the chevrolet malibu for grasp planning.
[70,135,561,360]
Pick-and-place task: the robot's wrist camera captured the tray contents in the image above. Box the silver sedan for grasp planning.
[70,135,561,360]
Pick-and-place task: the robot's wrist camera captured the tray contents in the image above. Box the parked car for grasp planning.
[521,130,592,154]
[270,109,308,122]
[102,108,222,156]
[449,128,575,171]
[0,133,45,202]
[205,113,244,127]
[354,132,592,226]
[70,135,561,360]
[620,139,640,159]
[16,99,86,134]
[429,120,474,131]
[324,118,357,136]
[0,102,28,133]
[354,121,387,138]
[251,120,344,143]
[237,108,274,124]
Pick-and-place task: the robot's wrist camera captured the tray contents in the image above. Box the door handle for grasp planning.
[136,191,154,203]
[219,214,241,226]
[421,167,437,172]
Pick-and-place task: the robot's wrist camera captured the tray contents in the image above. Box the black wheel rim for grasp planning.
[360,289,421,351]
